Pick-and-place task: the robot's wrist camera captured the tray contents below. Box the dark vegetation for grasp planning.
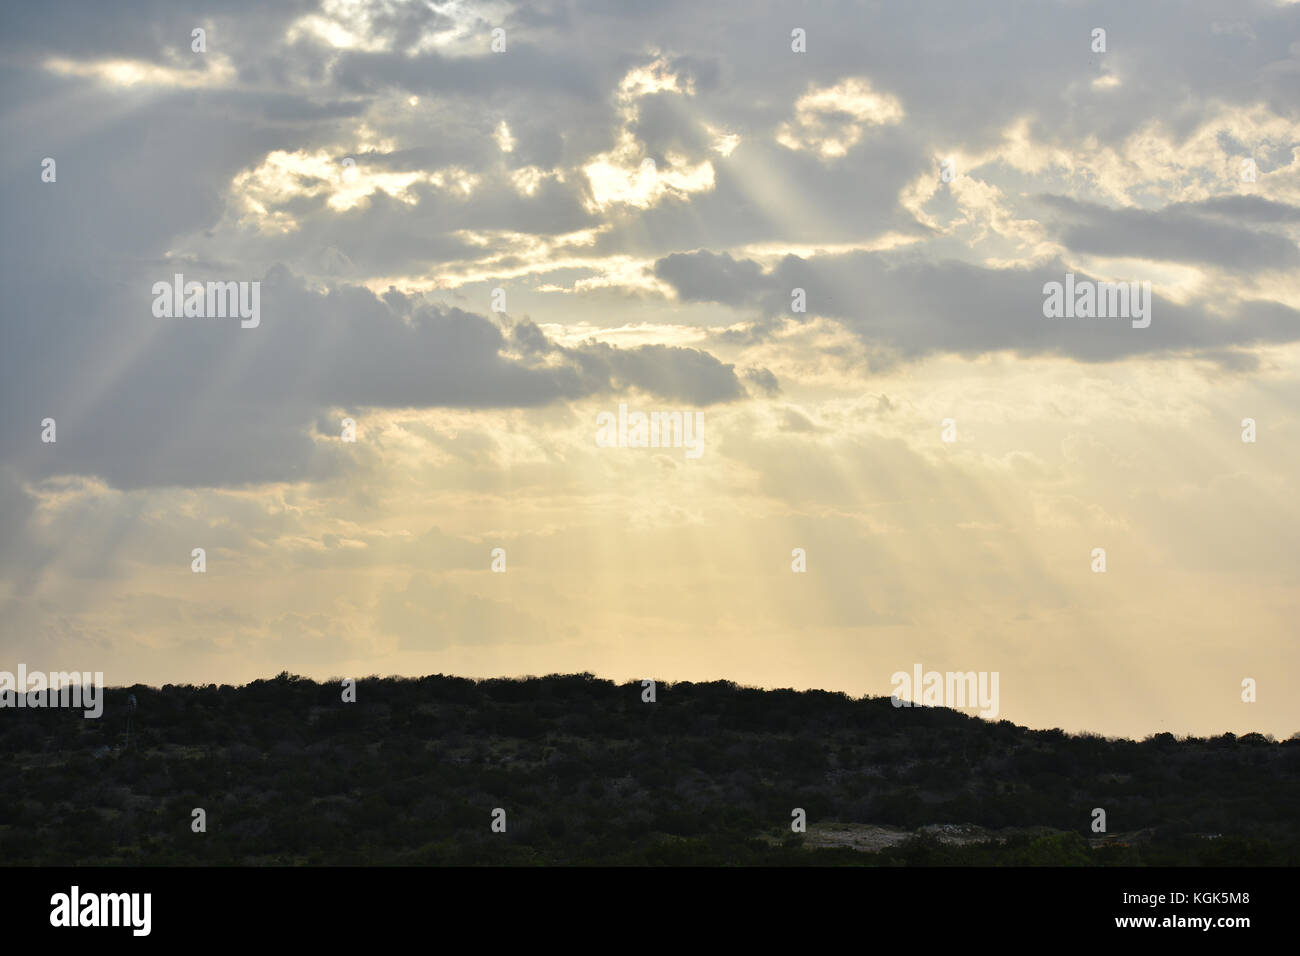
[1,672,1296,865]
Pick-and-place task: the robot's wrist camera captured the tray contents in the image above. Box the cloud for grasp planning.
[1037,194,1300,271]
[776,77,904,159]
[654,251,765,304]
[1,266,762,489]
[653,248,1300,364]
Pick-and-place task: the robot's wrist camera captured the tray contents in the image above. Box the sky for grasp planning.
[1,0,1298,739]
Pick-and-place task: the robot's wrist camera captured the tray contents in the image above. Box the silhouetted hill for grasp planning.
[2,672,1296,865]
